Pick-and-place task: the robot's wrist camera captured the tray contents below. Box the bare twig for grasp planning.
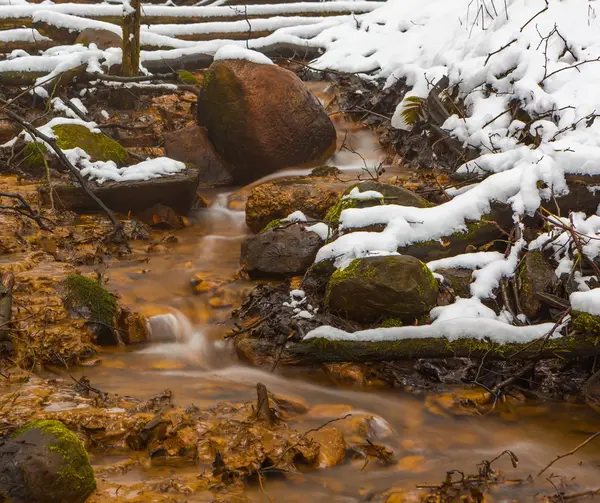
[538,432,600,477]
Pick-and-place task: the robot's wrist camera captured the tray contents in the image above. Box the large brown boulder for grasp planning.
[241,224,323,278]
[163,124,233,186]
[326,255,438,323]
[75,28,122,50]
[197,59,336,183]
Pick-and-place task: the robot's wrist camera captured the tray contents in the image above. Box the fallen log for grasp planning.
[0,271,14,342]
[39,167,201,214]
[236,333,600,367]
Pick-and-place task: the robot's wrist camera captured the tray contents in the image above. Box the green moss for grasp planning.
[15,419,96,503]
[572,311,600,335]
[324,197,357,226]
[62,273,117,326]
[261,218,282,232]
[22,141,48,169]
[379,317,403,328]
[52,124,129,165]
[176,69,200,85]
[325,258,376,305]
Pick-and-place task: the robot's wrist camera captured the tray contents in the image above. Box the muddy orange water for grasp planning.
[61,85,599,501]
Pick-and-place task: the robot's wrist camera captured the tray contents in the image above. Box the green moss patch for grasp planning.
[62,273,117,326]
[261,218,283,232]
[572,311,600,335]
[15,419,96,503]
[53,124,129,165]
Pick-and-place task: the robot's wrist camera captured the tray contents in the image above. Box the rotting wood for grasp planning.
[243,334,600,366]
[121,0,142,77]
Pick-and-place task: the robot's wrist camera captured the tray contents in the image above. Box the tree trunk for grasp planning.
[0,272,15,342]
[235,333,600,367]
[121,0,141,77]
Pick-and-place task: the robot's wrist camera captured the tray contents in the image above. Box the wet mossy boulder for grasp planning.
[326,255,438,323]
[197,59,336,184]
[326,180,430,228]
[518,250,556,319]
[241,223,323,278]
[0,419,96,503]
[245,177,346,233]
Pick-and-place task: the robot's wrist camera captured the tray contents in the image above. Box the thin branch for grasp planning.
[538,432,600,477]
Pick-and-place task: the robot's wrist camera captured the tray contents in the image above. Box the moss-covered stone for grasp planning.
[53,124,130,165]
[1,419,96,503]
[310,165,341,177]
[21,141,49,170]
[62,273,117,327]
[572,311,600,335]
[326,255,438,323]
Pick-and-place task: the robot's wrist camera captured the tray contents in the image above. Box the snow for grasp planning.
[427,252,505,272]
[570,289,600,316]
[0,28,50,43]
[213,44,274,65]
[77,155,186,184]
[283,210,308,223]
[304,318,556,344]
[308,222,330,241]
[342,186,383,201]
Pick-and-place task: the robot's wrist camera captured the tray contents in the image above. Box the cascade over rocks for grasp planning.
[241,223,323,278]
[197,59,337,184]
[326,255,439,323]
[0,419,96,503]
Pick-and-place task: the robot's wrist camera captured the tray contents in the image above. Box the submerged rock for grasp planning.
[137,202,188,229]
[0,419,96,503]
[240,223,323,278]
[163,124,233,186]
[245,176,346,233]
[197,59,336,183]
[307,427,347,468]
[326,256,438,322]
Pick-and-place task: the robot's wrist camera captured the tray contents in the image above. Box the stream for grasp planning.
[66,84,600,501]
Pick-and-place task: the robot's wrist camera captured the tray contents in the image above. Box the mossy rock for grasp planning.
[310,165,341,177]
[52,124,130,166]
[326,255,438,323]
[572,311,600,335]
[0,419,95,503]
[63,274,117,327]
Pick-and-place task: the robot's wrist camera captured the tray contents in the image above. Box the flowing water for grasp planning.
[68,84,600,501]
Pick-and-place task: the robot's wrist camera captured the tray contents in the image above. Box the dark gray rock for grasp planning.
[241,224,323,278]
